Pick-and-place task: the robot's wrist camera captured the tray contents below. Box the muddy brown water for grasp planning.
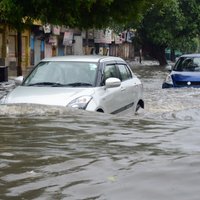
[1,65,200,200]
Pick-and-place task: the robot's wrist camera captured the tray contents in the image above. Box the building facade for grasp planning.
[0,23,135,76]
[0,24,30,71]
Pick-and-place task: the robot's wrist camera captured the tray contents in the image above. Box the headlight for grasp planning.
[67,96,92,110]
[165,74,173,85]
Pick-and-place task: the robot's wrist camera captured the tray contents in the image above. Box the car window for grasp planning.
[103,64,118,81]
[174,57,200,72]
[117,64,132,81]
[23,61,98,86]
[193,58,200,71]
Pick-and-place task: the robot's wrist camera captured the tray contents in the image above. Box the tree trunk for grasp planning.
[143,42,168,66]
[17,31,22,76]
[170,49,176,62]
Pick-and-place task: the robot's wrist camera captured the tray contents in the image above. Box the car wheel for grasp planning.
[135,103,141,112]
[135,100,144,114]
[97,109,104,113]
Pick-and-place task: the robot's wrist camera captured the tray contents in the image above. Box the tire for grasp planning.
[135,103,141,113]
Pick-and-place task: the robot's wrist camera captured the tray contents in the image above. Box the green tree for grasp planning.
[0,0,158,75]
[0,0,156,29]
[135,0,200,66]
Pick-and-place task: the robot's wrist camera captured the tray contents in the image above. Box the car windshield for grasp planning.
[173,57,200,72]
[23,61,98,87]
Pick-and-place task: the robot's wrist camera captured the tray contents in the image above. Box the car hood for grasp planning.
[170,71,200,87]
[5,86,95,106]
[171,71,200,81]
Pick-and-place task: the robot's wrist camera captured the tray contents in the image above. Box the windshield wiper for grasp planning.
[64,82,93,87]
[27,82,63,86]
[26,82,93,87]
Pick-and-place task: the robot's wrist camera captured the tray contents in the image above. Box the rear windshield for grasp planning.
[173,57,200,72]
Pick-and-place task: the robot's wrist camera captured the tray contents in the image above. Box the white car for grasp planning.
[0,55,144,114]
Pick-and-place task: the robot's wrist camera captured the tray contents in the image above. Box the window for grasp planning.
[24,61,98,86]
[117,64,132,81]
[175,57,200,72]
[102,64,118,85]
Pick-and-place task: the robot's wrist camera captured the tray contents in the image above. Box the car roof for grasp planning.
[41,55,125,63]
[180,54,200,58]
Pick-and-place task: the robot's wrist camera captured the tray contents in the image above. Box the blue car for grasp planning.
[162,54,200,88]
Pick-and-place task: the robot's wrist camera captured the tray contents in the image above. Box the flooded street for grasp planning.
[1,65,200,200]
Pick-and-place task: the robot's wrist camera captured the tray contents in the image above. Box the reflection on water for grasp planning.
[1,66,200,200]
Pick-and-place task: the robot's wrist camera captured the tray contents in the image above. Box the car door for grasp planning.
[100,63,124,114]
[116,64,138,112]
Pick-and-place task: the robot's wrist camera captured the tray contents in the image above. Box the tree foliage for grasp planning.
[0,0,155,30]
[0,0,159,76]
[135,0,200,64]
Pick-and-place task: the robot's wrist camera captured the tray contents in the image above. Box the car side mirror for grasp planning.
[165,65,172,71]
[14,76,23,85]
[105,77,121,88]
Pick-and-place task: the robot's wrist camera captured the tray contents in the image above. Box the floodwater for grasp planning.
[1,65,200,200]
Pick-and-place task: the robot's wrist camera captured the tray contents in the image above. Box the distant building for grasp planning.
[0,24,30,73]
[0,23,135,75]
